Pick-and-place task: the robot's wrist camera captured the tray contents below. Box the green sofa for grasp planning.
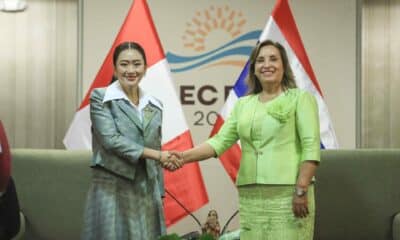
[11,149,400,240]
[314,149,400,240]
[12,149,91,240]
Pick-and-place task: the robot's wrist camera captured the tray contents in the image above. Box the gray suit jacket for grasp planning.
[89,88,164,196]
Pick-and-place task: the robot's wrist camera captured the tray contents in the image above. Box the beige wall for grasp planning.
[82,0,357,234]
[0,0,77,148]
[83,0,357,148]
[361,0,400,148]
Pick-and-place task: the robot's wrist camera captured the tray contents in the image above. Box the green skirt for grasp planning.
[238,185,315,240]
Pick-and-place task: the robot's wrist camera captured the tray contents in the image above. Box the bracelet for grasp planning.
[294,186,307,197]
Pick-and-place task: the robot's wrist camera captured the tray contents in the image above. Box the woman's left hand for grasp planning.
[160,151,183,171]
[292,194,309,218]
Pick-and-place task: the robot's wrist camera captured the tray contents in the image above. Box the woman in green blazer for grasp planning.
[173,40,320,239]
[81,42,179,240]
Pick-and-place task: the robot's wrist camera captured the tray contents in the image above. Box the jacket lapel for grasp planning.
[142,103,159,131]
[242,96,258,150]
[115,100,143,131]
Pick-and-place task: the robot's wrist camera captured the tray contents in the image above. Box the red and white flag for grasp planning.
[210,0,339,182]
[63,0,208,226]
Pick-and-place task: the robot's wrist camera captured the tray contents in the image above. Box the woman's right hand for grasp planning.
[159,151,183,171]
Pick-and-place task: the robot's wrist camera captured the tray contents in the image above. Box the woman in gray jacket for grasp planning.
[81,42,179,240]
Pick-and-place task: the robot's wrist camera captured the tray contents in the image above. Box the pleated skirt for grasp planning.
[81,167,166,240]
[238,185,315,240]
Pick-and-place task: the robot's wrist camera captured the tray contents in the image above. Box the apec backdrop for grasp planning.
[82,0,357,234]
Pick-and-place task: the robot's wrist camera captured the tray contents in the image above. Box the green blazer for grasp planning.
[89,88,164,195]
[207,88,320,186]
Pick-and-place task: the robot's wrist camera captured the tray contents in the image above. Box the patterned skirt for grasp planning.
[238,185,315,240]
[81,167,166,240]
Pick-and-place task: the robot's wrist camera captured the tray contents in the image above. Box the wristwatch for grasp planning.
[294,187,307,197]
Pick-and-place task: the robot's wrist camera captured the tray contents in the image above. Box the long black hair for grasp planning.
[110,41,147,84]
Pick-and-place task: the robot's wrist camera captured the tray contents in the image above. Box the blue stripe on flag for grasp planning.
[233,61,250,97]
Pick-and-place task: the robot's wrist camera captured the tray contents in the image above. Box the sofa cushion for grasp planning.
[12,149,91,240]
[393,212,400,240]
[315,149,400,240]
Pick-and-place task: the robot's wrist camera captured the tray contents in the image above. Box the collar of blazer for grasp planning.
[242,95,258,151]
[142,101,161,131]
[115,99,161,132]
[115,99,144,131]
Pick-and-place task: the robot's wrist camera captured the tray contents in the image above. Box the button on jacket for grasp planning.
[207,88,320,186]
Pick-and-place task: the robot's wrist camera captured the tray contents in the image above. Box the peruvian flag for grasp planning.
[211,0,339,182]
[63,0,208,226]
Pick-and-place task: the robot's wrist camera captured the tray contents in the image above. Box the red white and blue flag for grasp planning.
[63,0,208,226]
[210,0,339,182]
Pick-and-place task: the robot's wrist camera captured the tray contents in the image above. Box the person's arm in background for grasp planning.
[0,139,3,198]
[293,92,321,218]
[0,121,11,197]
[0,121,25,239]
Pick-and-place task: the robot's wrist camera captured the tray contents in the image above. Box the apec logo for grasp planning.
[165,5,261,126]
[166,5,261,73]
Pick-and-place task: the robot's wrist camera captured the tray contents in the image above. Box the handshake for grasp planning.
[158,151,185,171]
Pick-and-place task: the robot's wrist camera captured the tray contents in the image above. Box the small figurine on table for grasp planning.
[201,209,221,239]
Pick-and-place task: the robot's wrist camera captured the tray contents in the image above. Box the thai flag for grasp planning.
[63,0,208,226]
[210,0,339,182]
